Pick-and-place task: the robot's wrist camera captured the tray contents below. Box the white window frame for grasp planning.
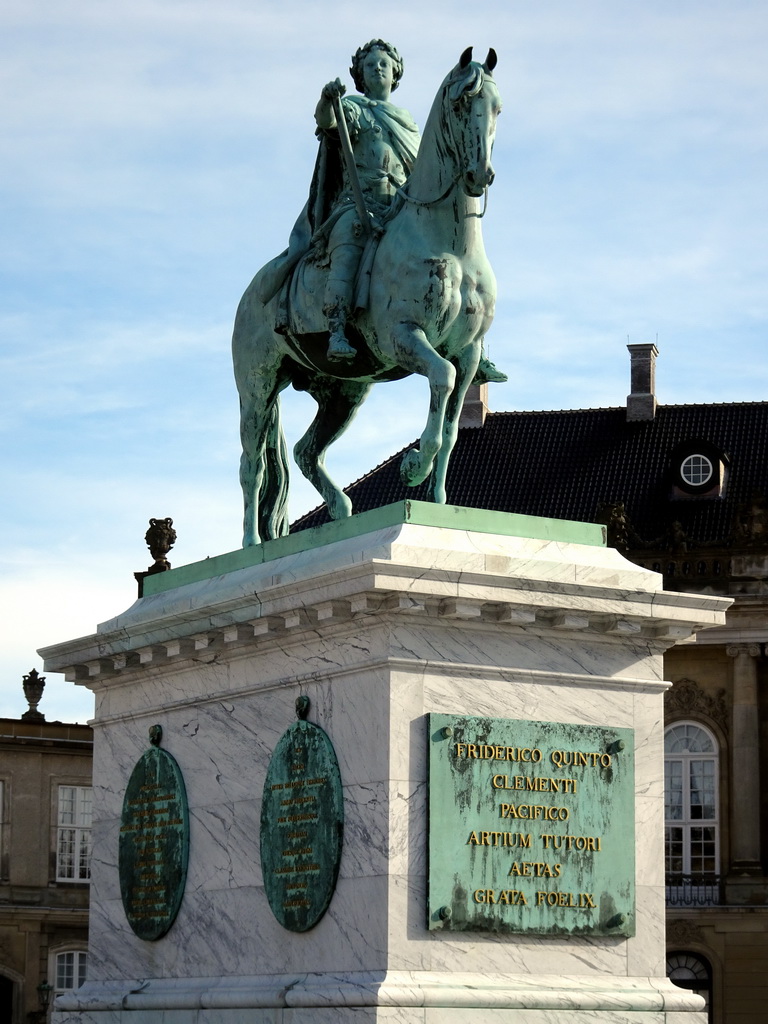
[56,785,92,883]
[50,946,88,1000]
[664,721,720,885]
[680,454,714,488]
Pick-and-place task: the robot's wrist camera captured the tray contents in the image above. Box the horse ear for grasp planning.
[459,47,473,69]
[484,48,498,72]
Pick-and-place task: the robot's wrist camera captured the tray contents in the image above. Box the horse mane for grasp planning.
[403,56,492,205]
[421,55,494,148]
[446,60,489,106]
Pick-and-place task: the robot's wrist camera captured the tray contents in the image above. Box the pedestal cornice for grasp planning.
[39,515,730,687]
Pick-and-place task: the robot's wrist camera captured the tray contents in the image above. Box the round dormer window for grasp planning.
[680,454,714,488]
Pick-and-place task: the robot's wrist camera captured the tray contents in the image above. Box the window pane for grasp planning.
[78,830,92,880]
[665,723,714,754]
[56,952,74,990]
[57,787,93,882]
[55,950,87,993]
[79,788,93,828]
[681,454,713,487]
[77,952,87,989]
[665,826,684,873]
[57,829,75,878]
[58,787,76,826]
[665,761,683,820]
[690,827,717,873]
[689,760,716,820]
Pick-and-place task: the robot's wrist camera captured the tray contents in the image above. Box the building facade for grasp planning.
[0,673,92,1023]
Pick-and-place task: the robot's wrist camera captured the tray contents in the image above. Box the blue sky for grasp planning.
[1,0,766,721]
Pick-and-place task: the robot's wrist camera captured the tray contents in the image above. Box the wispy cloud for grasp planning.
[1,0,766,717]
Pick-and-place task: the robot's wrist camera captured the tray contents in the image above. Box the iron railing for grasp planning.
[665,874,723,907]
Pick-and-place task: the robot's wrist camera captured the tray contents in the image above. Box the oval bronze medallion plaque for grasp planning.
[260,698,343,932]
[119,725,189,940]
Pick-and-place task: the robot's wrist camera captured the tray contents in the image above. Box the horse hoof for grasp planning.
[329,495,353,520]
[401,447,430,486]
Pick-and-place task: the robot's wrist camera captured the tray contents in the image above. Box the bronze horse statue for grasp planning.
[232,48,500,545]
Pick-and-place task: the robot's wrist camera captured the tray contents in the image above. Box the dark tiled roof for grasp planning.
[292,403,768,548]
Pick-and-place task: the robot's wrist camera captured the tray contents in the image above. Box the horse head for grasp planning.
[445,47,501,197]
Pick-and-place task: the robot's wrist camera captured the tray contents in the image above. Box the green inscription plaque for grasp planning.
[260,697,343,932]
[428,714,635,936]
[118,725,189,941]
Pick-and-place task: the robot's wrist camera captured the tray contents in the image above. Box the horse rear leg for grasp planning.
[239,385,289,546]
[294,377,372,520]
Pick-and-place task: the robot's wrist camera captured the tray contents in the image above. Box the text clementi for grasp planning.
[492,774,578,793]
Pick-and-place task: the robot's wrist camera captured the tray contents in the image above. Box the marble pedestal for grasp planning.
[40,502,730,1024]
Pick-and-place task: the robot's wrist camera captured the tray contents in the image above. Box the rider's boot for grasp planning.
[472,355,508,384]
[327,302,356,361]
[325,242,360,361]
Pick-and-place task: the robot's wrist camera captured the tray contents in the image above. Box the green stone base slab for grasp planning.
[144,501,606,597]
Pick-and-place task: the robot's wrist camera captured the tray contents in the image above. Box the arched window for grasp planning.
[53,949,87,997]
[667,951,713,1022]
[664,722,720,905]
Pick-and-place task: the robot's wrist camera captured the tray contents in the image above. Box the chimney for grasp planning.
[459,383,489,429]
[626,343,658,422]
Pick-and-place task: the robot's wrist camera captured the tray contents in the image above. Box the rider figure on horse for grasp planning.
[266,40,505,383]
[315,40,417,361]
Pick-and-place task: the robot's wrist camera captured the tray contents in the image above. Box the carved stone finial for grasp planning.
[145,518,176,571]
[22,668,46,721]
[135,517,177,597]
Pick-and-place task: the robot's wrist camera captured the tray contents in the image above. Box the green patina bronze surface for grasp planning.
[428,713,635,936]
[260,699,343,932]
[232,47,502,547]
[118,726,189,941]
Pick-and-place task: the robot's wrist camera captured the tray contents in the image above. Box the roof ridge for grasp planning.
[489,400,768,416]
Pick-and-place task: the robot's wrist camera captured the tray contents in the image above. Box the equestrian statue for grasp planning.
[232,41,503,546]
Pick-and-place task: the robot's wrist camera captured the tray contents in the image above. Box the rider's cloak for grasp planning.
[255,95,420,306]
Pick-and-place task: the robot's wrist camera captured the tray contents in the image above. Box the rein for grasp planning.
[395,179,489,217]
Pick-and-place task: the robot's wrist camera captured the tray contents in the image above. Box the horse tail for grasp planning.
[258,398,291,540]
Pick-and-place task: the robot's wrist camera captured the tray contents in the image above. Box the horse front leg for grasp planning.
[294,376,372,520]
[390,322,456,487]
[426,339,483,503]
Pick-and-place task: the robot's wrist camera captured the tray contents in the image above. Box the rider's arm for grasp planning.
[315,78,345,131]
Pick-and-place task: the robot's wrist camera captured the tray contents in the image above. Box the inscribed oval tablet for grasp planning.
[119,742,189,941]
[260,718,343,932]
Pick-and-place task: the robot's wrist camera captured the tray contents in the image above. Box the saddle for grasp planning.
[274,230,381,340]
